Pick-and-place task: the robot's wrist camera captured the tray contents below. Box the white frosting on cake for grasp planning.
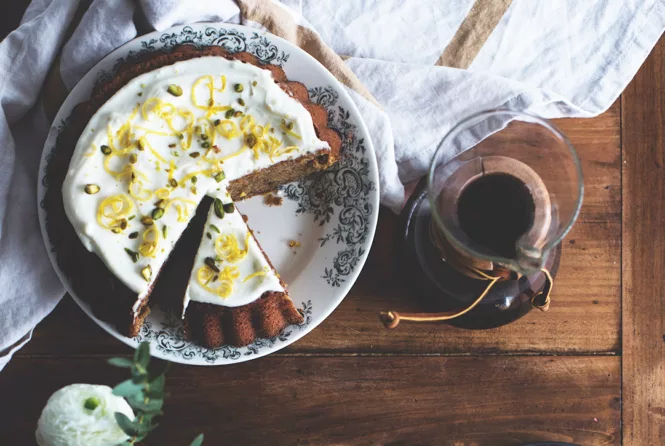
[62,57,328,312]
[182,201,284,313]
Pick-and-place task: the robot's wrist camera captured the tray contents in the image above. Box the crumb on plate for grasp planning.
[264,193,283,206]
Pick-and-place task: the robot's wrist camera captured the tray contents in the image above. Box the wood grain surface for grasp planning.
[2,2,664,445]
[17,103,622,358]
[9,95,622,446]
[293,106,621,355]
[1,356,620,445]
[622,33,665,445]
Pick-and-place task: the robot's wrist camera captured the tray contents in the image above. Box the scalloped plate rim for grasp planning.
[37,22,379,365]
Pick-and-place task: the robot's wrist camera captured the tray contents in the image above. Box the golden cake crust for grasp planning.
[44,44,338,344]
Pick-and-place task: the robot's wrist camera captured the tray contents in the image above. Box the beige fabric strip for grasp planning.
[437,0,513,69]
[237,0,381,108]
[44,0,382,120]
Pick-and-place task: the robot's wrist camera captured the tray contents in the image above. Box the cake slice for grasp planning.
[182,199,303,347]
[48,45,340,341]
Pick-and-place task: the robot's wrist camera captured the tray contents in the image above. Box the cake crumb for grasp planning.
[288,240,301,248]
[264,193,283,207]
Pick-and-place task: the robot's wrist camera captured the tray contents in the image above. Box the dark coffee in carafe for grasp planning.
[457,173,535,259]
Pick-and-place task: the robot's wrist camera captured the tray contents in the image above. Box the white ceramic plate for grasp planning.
[37,23,379,365]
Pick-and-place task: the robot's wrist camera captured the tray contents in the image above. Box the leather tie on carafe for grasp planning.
[381,182,554,330]
[380,268,553,329]
[380,225,554,329]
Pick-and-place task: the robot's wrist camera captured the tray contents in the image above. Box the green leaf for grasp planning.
[144,390,165,399]
[190,433,204,446]
[126,395,164,413]
[107,357,134,368]
[147,360,170,381]
[137,411,163,425]
[149,374,165,392]
[131,365,147,384]
[144,388,166,399]
[144,382,165,399]
[134,341,151,369]
[114,412,139,437]
[112,379,144,398]
[136,422,160,436]
[124,391,164,412]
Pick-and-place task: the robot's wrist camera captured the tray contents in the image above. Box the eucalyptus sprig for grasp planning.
[108,341,204,446]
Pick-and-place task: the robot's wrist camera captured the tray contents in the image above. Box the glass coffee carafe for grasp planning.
[383,110,583,329]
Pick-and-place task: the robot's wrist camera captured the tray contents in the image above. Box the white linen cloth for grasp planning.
[1,0,663,369]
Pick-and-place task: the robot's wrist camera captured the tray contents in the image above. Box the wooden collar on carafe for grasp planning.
[381,156,553,329]
[434,155,551,280]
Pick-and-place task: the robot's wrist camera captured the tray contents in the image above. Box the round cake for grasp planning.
[45,45,341,347]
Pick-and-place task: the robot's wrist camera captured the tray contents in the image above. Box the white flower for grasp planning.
[35,383,135,446]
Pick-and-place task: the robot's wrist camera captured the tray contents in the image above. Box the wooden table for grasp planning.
[2,6,665,446]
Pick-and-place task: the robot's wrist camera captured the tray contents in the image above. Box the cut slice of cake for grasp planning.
[182,199,303,347]
[48,45,341,342]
